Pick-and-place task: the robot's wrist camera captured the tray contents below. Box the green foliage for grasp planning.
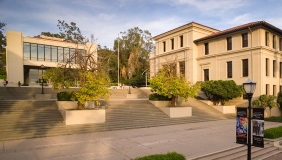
[200,80,243,105]
[149,63,200,107]
[0,67,6,79]
[113,27,153,84]
[265,116,282,123]
[0,22,6,53]
[264,126,282,139]
[132,152,186,160]
[1,53,6,65]
[22,83,29,86]
[40,20,84,43]
[277,92,282,111]
[149,93,172,101]
[72,71,111,106]
[57,91,76,101]
[252,94,279,117]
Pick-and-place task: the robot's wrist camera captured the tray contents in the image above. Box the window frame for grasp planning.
[204,43,209,55]
[227,37,232,50]
[242,33,248,47]
[273,35,276,49]
[179,35,183,47]
[203,69,209,81]
[227,61,232,78]
[242,59,248,77]
[171,38,174,50]
[163,41,166,52]
[266,58,269,76]
[265,31,269,46]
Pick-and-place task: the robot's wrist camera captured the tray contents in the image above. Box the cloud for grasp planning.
[170,0,248,11]
[228,14,253,26]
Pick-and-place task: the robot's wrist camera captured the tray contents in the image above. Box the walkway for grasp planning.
[0,119,281,160]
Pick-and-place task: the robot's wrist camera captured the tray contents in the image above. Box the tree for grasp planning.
[43,21,111,109]
[200,80,243,105]
[0,22,6,54]
[113,27,154,85]
[40,20,84,43]
[252,94,279,117]
[149,61,200,107]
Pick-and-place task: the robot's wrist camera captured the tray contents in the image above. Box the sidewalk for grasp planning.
[0,119,281,160]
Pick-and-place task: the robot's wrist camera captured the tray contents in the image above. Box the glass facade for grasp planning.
[23,42,84,63]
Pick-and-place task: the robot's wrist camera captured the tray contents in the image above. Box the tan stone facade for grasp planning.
[150,21,282,97]
[6,30,97,84]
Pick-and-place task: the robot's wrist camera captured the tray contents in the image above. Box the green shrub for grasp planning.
[265,116,282,123]
[264,126,282,139]
[57,91,76,101]
[22,83,29,86]
[149,93,172,101]
[133,152,185,160]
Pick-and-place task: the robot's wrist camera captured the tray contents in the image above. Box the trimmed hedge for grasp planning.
[149,93,172,101]
[57,91,76,101]
[133,152,185,160]
[264,126,282,139]
[265,116,282,123]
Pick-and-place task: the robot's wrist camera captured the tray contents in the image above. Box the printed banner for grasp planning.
[236,107,248,144]
[252,108,264,148]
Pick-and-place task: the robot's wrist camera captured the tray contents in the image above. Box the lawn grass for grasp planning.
[133,152,185,160]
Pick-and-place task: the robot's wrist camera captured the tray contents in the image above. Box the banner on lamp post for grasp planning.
[252,108,264,148]
[236,107,248,144]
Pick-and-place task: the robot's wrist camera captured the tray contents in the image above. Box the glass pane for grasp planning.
[23,43,30,60]
[45,45,51,62]
[38,44,44,61]
[64,48,69,62]
[31,44,37,60]
[51,46,57,62]
[29,69,39,84]
[70,48,76,64]
[58,47,64,62]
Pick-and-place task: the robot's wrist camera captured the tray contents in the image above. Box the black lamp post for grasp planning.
[243,78,256,160]
[40,64,45,94]
[128,70,131,94]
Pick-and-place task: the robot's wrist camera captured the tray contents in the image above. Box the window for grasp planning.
[51,46,58,62]
[204,43,209,55]
[242,59,248,77]
[163,41,166,52]
[279,38,282,51]
[31,44,37,60]
[179,61,185,76]
[266,84,269,95]
[280,85,282,92]
[227,37,232,50]
[179,35,183,47]
[273,85,277,96]
[242,33,248,47]
[273,35,276,49]
[23,43,30,60]
[273,60,276,77]
[171,39,174,50]
[45,45,51,62]
[63,48,70,63]
[280,62,282,78]
[204,69,209,81]
[266,58,269,76]
[227,61,232,78]
[265,31,269,46]
[58,47,64,62]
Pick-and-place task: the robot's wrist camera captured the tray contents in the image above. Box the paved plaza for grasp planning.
[0,119,281,160]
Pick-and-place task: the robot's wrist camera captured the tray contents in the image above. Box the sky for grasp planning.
[1,0,282,49]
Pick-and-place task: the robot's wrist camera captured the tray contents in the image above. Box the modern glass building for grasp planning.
[6,30,96,84]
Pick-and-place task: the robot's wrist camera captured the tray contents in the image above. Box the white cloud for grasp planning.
[228,14,252,26]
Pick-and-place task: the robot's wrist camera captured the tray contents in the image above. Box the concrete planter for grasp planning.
[56,101,78,110]
[150,100,192,118]
[149,100,171,107]
[211,105,236,114]
[59,109,105,125]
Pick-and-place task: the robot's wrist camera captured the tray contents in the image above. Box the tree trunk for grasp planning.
[170,96,176,107]
[77,101,85,110]
[269,108,272,117]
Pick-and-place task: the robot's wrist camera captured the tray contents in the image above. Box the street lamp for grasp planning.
[243,78,256,160]
[128,70,131,94]
[40,64,45,94]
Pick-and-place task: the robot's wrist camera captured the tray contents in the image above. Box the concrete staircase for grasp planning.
[189,142,282,160]
[0,98,234,141]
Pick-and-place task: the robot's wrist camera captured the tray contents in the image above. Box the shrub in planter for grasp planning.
[133,152,185,160]
[57,91,76,101]
[149,93,172,101]
[264,126,282,139]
